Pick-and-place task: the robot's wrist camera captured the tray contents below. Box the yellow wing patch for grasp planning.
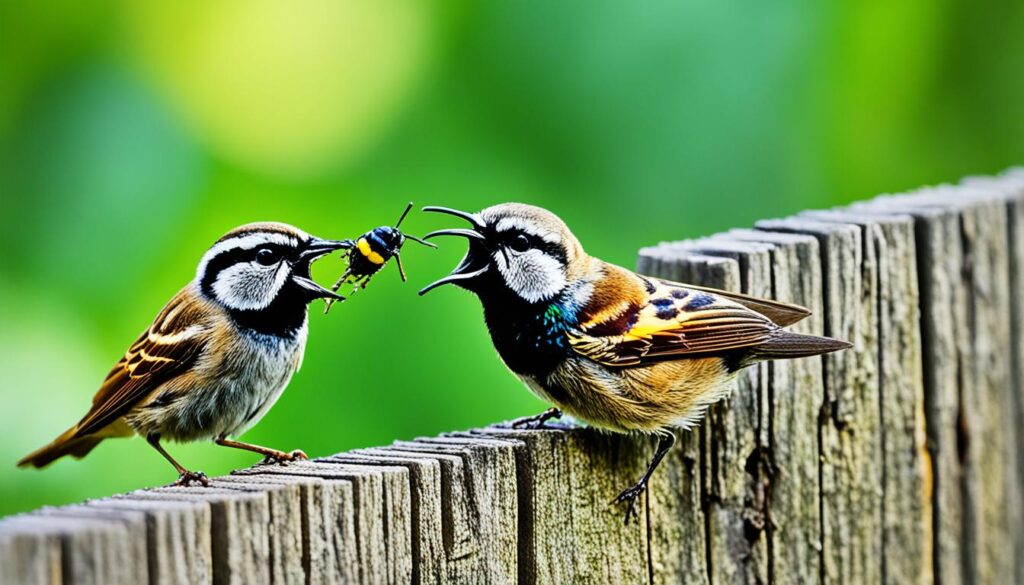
[569,279,778,367]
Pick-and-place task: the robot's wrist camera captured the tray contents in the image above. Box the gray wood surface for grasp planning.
[4,171,1024,585]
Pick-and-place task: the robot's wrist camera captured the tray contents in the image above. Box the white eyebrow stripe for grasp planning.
[495,217,561,244]
[196,232,301,280]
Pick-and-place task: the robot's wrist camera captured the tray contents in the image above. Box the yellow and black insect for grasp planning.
[324,202,436,313]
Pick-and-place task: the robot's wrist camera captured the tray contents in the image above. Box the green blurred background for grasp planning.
[1,0,1022,516]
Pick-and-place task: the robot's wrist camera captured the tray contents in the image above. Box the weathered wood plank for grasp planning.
[665,238,773,585]
[477,427,651,585]
[720,229,828,585]
[210,476,306,585]
[408,435,518,583]
[33,505,150,585]
[635,250,720,585]
[91,496,213,585]
[330,450,445,585]
[755,218,883,585]
[801,210,930,585]
[121,487,271,585]
[852,196,965,585]
[0,518,61,585]
[233,460,384,584]
[924,187,1014,584]
[860,185,1018,584]
[962,172,1024,585]
[0,513,144,585]
[299,460,411,585]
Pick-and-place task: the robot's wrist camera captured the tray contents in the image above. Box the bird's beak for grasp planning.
[419,207,490,295]
[294,237,352,300]
[299,237,351,261]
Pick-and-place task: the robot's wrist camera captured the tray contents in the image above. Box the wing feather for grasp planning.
[665,280,811,326]
[569,276,778,367]
[75,290,210,436]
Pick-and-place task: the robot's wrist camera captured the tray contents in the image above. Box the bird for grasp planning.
[419,203,851,522]
[17,222,349,486]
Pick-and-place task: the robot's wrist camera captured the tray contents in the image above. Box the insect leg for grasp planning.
[394,254,408,282]
[324,267,354,314]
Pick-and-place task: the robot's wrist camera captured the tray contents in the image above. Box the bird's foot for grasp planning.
[508,407,563,430]
[258,449,308,466]
[170,470,210,487]
[611,480,647,525]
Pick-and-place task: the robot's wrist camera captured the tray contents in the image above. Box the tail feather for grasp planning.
[17,427,103,469]
[752,330,852,360]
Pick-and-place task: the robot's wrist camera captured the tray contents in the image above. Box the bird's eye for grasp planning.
[509,234,531,253]
[255,248,278,266]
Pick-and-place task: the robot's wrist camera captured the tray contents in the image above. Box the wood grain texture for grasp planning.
[331,449,446,585]
[478,427,651,585]
[128,487,271,585]
[800,210,930,585]
[0,518,61,585]
[209,476,306,585]
[90,497,213,585]
[0,513,144,585]
[234,460,388,585]
[722,229,828,585]
[670,239,773,585]
[961,172,1024,585]
[5,171,1024,585]
[756,217,883,585]
[635,250,722,585]
[409,435,518,583]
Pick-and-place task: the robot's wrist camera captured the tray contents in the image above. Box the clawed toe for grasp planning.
[611,483,646,525]
[258,449,308,466]
[171,470,209,487]
[509,408,563,429]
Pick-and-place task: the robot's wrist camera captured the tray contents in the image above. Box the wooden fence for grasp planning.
[2,170,1022,585]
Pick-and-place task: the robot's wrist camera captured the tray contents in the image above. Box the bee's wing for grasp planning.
[657,279,811,327]
[75,290,209,437]
[568,276,777,367]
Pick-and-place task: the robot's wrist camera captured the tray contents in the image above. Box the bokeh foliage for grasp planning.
[2,0,1022,516]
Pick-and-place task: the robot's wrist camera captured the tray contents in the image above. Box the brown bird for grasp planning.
[18,223,348,485]
[420,203,851,522]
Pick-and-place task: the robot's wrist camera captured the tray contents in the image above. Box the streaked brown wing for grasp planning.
[568,280,777,367]
[75,292,209,437]
[661,280,811,326]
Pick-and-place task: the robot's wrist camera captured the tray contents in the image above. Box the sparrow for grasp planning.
[419,203,851,522]
[18,223,349,485]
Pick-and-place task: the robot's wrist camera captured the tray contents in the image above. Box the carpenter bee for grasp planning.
[323,202,436,313]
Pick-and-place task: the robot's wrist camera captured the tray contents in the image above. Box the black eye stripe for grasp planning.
[200,243,297,295]
[496,230,566,263]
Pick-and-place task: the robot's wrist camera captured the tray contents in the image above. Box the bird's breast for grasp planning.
[145,324,308,441]
[483,302,575,379]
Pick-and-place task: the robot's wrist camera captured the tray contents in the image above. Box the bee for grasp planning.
[324,202,436,313]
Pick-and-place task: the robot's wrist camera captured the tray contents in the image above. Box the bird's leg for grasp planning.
[147,434,209,487]
[612,430,677,525]
[215,437,308,466]
[509,407,563,429]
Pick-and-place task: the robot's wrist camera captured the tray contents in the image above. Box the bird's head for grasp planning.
[420,203,588,305]
[197,222,349,313]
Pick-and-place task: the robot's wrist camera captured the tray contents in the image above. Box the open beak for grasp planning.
[294,237,352,299]
[299,237,352,261]
[419,207,490,295]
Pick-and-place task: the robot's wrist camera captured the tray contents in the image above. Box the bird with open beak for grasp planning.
[420,203,851,523]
